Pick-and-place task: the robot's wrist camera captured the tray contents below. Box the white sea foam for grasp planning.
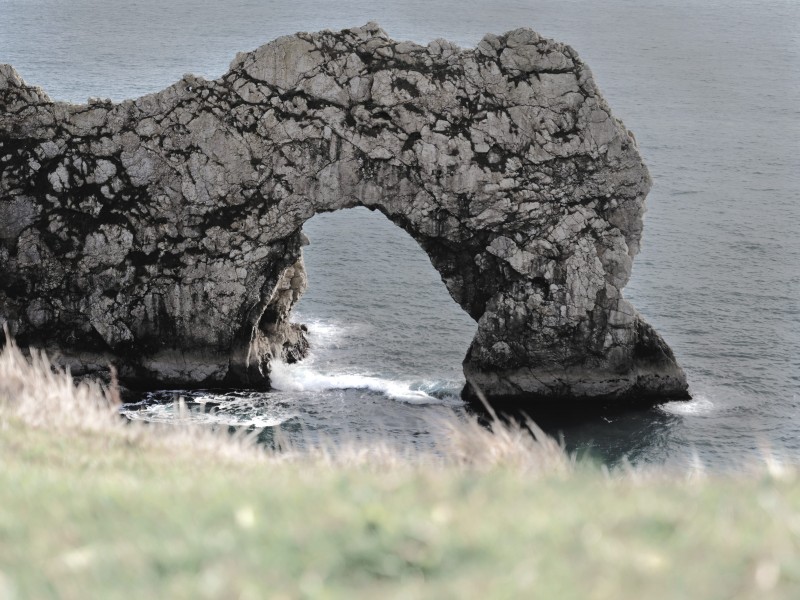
[660,395,715,416]
[123,403,297,428]
[121,395,299,428]
[280,317,462,404]
[298,316,346,350]
[269,361,460,405]
[127,409,292,428]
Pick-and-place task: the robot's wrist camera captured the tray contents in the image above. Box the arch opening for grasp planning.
[269,206,477,401]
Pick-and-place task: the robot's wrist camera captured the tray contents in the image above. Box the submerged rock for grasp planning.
[0,23,688,403]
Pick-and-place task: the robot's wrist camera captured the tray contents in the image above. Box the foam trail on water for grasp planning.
[123,403,294,427]
[270,361,460,405]
[273,317,464,404]
[121,390,300,427]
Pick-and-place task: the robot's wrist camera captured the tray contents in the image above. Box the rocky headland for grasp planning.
[0,23,689,405]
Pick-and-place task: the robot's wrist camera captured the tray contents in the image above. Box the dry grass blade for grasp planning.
[0,333,263,462]
[0,334,572,472]
[0,332,115,431]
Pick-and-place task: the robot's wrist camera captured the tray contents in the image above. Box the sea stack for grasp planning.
[0,23,689,405]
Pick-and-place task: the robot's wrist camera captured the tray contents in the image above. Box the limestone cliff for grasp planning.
[0,23,689,403]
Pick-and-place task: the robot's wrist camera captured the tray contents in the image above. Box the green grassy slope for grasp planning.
[1,340,798,599]
[1,423,799,600]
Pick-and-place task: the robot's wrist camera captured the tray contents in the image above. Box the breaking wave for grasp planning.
[660,395,715,416]
[269,361,463,405]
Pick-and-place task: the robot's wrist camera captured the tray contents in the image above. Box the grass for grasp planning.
[1,338,800,598]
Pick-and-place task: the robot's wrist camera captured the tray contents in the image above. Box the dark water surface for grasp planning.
[2,0,798,467]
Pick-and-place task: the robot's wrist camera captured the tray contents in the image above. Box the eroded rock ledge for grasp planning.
[0,23,689,403]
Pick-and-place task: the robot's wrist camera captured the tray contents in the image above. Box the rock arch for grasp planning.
[0,23,688,405]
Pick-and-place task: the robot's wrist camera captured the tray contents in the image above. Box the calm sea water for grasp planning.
[2,0,798,467]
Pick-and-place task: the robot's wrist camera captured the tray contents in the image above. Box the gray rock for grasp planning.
[0,23,689,403]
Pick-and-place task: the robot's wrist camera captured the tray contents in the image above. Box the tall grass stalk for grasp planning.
[0,334,571,473]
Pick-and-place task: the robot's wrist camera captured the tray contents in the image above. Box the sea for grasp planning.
[1,0,798,468]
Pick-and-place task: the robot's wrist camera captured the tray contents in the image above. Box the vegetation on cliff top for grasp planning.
[1,339,798,599]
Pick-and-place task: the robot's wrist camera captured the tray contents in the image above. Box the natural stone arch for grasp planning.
[0,23,688,405]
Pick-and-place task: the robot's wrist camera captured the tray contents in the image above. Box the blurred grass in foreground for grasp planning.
[1,337,800,599]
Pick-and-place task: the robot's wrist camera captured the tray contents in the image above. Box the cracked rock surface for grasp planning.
[0,23,688,402]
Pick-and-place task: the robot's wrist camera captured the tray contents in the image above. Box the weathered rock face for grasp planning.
[0,23,689,402]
